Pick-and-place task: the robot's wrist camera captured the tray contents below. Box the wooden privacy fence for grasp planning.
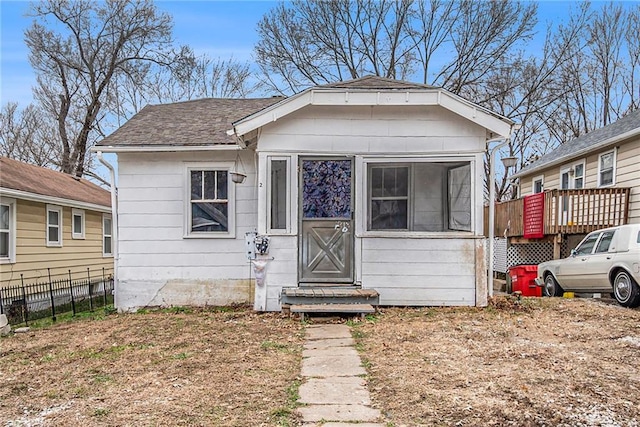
[487,188,631,237]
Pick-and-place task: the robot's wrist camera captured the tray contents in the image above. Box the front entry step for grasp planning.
[290,303,376,320]
[281,287,380,306]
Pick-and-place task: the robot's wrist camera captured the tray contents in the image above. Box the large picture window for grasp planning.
[367,161,472,232]
[186,163,235,237]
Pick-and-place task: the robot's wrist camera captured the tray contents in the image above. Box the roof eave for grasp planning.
[511,126,640,179]
[0,187,111,212]
[91,144,244,153]
[228,88,515,139]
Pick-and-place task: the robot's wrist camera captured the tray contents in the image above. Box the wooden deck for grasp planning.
[488,188,631,238]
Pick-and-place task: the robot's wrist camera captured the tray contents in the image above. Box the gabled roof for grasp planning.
[513,109,640,179]
[229,76,515,139]
[96,97,283,149]
[0,156,111,209]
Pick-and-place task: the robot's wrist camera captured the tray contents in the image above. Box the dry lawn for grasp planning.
[0,307,305,426]
[2,297,640,427]
[355,297,640,426]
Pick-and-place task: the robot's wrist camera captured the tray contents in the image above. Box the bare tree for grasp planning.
[25,0,173,177]
[0,102,58,167]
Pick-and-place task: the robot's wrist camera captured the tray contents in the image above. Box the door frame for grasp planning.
[298,156,355,285]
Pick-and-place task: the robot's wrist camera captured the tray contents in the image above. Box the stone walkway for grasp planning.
[297,324,384,426]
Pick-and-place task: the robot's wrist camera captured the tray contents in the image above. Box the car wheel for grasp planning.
[543,274,563,297]
[613,270,640,308]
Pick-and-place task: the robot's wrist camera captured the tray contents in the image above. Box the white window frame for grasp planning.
[532,175,544,194]
[46,204,63,247]
[267,156,291,234]
[102,214,113,257]
[184,162,236,239]
[598,149,617,187]
[571,159,586,189]
[0,197,17,264]
[360,156,476,237]
[72,208,85,239]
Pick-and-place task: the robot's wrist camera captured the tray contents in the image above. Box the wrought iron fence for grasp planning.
[0,268,114,326]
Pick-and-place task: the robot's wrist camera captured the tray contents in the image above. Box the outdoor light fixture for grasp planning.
[501,156,518,169]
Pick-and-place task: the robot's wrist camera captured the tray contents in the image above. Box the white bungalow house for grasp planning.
[95,76,516,312]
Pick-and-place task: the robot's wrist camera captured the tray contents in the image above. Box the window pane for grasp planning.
[601,170,613,186]
[379,167,408,197]
[534,180,543,193]
[574,164,584,177]
[73,214,82,234]
[601,152,614,169]
[448,165,471,231]
[48,226,59,243]
[104,218,112,235]
[191,171,202,200]
[371,200,408,230]
[0,205,8,230]
[302,160,351,218]
[575,177,583,189]
[270,160,287,229]
[371,168,383,197]
[216,171,228,200]
[192,202,228,232]
[104,236,112,254]
[0,232,8,257]
[576,234,599,255]
[595,231,615,253]
[48,210,59,225]
[203,171,216,200]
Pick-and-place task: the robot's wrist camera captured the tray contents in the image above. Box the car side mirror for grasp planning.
[570,249,577,257]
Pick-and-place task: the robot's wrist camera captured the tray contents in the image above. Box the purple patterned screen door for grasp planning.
[299,159,353,283]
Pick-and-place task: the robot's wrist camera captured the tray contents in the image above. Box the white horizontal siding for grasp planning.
[361,237,477,306]
[258,105,485,154]
[255,235,297,311]
[116,152,258,309]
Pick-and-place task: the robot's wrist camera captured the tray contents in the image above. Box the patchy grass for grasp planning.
[0,306,305,426]
[355,297,640,426]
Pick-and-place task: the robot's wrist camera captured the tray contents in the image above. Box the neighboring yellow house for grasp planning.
[0,156,113,288]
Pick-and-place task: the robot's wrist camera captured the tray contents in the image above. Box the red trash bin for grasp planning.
[508,265,541,297]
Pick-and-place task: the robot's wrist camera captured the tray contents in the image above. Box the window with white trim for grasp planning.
[0,198,16,263]
[532,176,544,194]
[573,162,585,189]
[598,150,616,187]
[268,157,289,232]
[72,209,85,239]
[46,205,63,247]
[186,163,235,237]
[367,161,472,232]
[103,214,113,256]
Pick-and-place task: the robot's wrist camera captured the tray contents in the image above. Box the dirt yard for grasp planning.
[2,297,640,426]
[355,297,640,426]
[0,307,305,426]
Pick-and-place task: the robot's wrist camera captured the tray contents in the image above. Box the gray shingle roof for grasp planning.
[514,109,640,178]
[314,75,437,90]
[0,156,111,207]
[96,98,283,147]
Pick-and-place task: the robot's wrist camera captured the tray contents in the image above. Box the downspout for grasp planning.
[487,137,509,300]
[96,152,118,308]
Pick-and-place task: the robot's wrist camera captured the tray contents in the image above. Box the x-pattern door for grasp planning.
[299,159,353,283]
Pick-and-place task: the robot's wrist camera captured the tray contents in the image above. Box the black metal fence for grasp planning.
[0,268,114,326]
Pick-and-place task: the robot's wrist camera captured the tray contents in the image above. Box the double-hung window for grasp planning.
[0,198,16,263]
[367,161,472,233]
[103,214,113,257]
[46,205,63,247]
[72,209,85,239]
[598,150,616,187]
[186,163,235,237]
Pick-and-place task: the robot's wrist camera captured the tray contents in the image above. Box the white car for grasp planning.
[536,224,640,307]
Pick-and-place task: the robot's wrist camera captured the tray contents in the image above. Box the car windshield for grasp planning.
[575,233,599,255]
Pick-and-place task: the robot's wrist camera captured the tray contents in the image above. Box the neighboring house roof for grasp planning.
[0,156,111,209]
[230,75,515,139]
[96,98,282,149]
[513,109,640,179]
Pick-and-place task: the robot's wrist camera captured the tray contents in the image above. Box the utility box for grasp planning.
[509,265,541,297]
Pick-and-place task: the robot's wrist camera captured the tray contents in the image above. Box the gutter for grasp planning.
[96,152,119,309]
[91,145,243,154]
